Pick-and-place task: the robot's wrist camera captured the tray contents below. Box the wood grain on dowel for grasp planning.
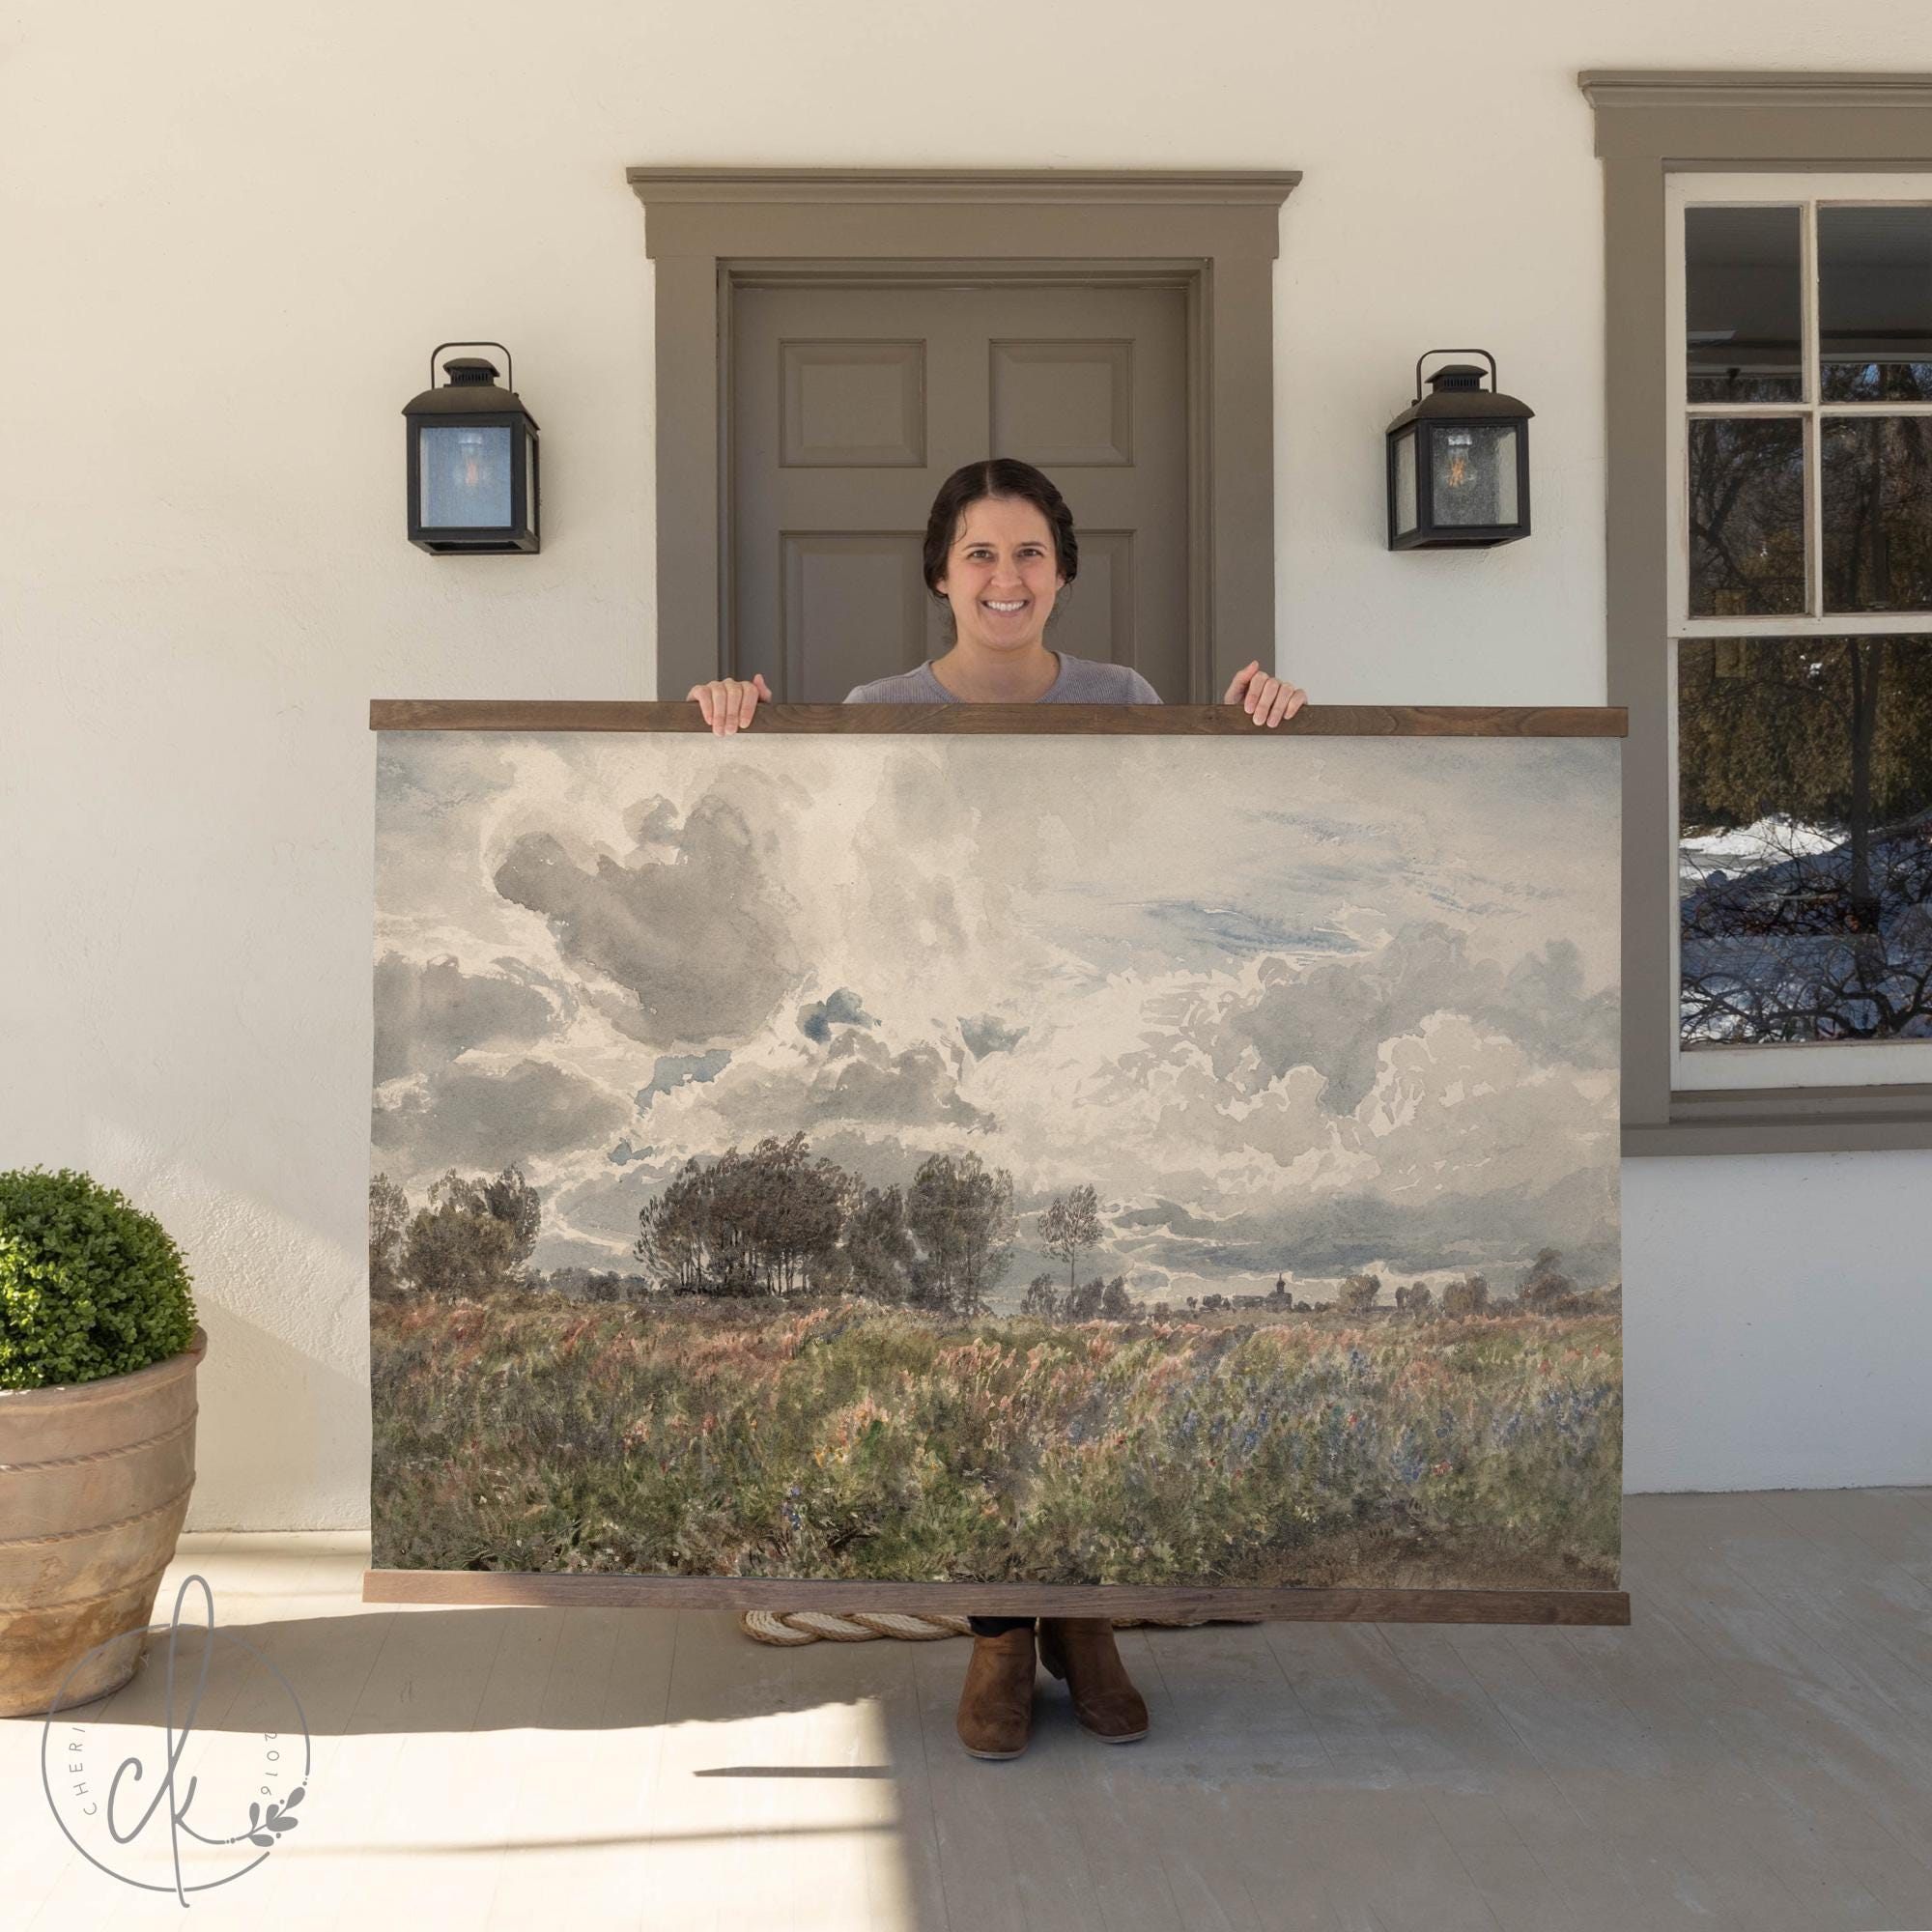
[361,1571,1630,1625]
[369,699,1628,738]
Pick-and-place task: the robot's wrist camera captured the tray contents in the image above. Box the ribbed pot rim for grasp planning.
[0,1324,208,1407]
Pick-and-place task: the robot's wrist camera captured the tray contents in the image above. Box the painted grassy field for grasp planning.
[370,1293,1621,1590]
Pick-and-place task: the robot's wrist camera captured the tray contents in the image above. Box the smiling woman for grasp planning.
[685,456,1308,728]
[682,456,1305,1755]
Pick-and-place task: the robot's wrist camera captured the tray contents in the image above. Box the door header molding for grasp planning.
[627,166,1302,210]
[627,166,1296,701]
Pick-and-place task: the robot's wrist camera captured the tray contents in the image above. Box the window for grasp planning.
[1668,176,1932,1093]
[1581,70,1932,1152]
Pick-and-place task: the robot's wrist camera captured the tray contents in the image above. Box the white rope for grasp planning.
[739,1607,1267,1645]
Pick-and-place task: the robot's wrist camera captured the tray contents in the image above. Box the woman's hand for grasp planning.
[1223,661,1306,726]
[688,673,772,735]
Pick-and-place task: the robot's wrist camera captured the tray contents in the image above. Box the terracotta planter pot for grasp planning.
[0,1325,205,1719]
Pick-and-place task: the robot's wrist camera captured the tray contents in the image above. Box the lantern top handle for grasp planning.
[1413,348,1498,404]
[431,340,514,394]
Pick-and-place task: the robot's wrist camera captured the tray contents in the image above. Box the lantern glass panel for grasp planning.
[1393,430,1418,536]
[420,424,514,528]
[1431,424,1518,527]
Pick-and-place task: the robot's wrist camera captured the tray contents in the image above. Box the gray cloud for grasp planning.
[372,952,556,1082]
[660,1030,995,1152]
[373,1057,628,1181]
[491,786,803,1050]
[1117,1164,1620,1290]
[1139,922,1615,1117]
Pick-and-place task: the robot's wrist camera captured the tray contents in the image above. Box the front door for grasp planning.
[730,280,1189,701]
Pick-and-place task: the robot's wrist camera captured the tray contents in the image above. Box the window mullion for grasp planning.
[1802,198,1822,615]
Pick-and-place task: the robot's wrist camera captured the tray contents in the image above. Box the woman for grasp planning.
[690,458,1307,1760]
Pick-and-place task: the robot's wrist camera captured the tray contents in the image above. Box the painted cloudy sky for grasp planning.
[371,731,1621,1302]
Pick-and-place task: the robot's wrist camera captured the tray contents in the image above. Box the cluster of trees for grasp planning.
[634,1132,1021,1316]
[1170,1252,1602,1322]
[369,1165,541,1302]
[371,1150,1604,1329]
[1021,1271,1137,1322]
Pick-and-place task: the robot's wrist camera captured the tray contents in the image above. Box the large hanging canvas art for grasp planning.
[364,703,1626,1623]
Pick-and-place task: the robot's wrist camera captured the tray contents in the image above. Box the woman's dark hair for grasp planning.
[921,458,1079,611]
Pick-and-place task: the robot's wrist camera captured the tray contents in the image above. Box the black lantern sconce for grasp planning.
[1385,350,1532,550]
[404,342,540,554]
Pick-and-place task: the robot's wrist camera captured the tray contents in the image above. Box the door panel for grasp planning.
[733,282,1188,701]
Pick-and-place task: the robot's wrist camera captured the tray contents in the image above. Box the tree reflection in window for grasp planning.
[1679,637,1932,1044]
[1822,416,1932,611]
[1688,418,1805,615]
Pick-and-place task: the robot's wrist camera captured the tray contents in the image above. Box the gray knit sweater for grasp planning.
[843,652,1160,705]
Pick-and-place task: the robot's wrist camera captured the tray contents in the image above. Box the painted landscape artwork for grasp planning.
[369,728,1622,1594]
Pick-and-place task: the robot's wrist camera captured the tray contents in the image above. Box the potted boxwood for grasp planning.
[0,1168,205,1718]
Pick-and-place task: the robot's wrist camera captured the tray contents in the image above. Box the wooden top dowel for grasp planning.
[370,699,1628,738]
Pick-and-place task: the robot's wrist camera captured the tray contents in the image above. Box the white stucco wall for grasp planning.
[5,0,1929,1528]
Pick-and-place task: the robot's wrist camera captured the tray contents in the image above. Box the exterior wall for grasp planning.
[5,0,1929,1527]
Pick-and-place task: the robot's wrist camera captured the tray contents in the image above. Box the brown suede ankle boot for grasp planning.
[1037,1617,1150,1743]
[955,1625,1038,1759]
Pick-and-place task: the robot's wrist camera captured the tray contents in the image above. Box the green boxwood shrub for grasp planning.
[0,1168,198,1392]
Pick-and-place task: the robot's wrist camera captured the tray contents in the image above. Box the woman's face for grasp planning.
[934,496,1065,657]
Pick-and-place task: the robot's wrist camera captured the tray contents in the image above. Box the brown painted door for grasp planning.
[731,281,1189,701]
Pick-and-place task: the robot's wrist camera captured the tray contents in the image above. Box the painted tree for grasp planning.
[841,1183,917,1302]
[1098,1275,1133,1321]
[743,1132,851,1294]
[1064,1275,1105,1322]
[403,1169,533,1301]
[1338,1272,1381,1315]
[368,1173,410,1300]
[634,1156,715,1293]
[1021,1272,1060,1321]
[1518,1247,1576,1315]
[1040,1183,1102,1295]
[636,1135,855,1297]
[905,1150,1016,1316]
[480,1165,541,1273]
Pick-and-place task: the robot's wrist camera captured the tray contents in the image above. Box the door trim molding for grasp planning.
[627,168,1299,703]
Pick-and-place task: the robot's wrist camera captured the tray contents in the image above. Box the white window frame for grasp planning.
[1664,169,1932,1092]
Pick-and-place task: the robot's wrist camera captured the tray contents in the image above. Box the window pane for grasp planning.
[1822,415,1932,611]
[1818,205,1932,401]
[1686,205,1804,402]
[1678,636,1932,1047]
[1688,417,1805,615]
